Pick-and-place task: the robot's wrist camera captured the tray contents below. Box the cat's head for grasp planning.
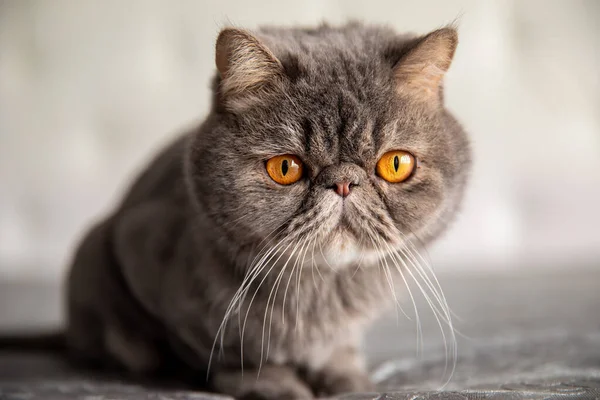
[187,23,470,271]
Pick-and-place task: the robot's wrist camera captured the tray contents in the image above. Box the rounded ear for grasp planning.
[393,27,458,103]
[215,28,284,98]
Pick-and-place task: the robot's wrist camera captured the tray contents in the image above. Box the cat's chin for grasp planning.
[310,228,381,271]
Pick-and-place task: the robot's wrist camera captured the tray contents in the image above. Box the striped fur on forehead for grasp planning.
[374,116,435,159]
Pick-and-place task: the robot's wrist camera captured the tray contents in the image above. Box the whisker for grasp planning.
[233,229,289,336]
[350,236,367,279]
[236,232,293,312]
[398,244,457,331]
[310,237,319,291]
[230,229,288,323]
[318,241,337,273]
[398,231,463,322]
[390,244,457,386]
[293,235,315,332]
[385,230,455,333]
[207,233,288,377]
[281,235,310,326]
[377,237,424,358]
[375,236,412,324]
[259,236,305,374]
[232,237,287,337]
[367,231,410,322]
[312,238,326,283]
[237,238,295,374]
[397,243,459,387]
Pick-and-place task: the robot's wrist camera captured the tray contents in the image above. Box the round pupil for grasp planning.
[393,155,399,172]
[281,159,289,176]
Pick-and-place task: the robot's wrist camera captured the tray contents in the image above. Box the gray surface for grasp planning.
[1,267,600,399]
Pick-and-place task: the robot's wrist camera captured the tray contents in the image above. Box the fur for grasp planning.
[64,22,471,399]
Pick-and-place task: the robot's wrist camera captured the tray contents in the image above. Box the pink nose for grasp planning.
[334,181,351,197]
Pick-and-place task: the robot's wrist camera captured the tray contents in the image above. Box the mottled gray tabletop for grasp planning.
[1,267,600,399]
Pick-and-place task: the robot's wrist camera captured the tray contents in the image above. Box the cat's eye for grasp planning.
[266,155,304,185]
[376,150,416,183]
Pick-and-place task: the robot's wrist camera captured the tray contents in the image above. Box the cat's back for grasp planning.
[117,133,191,213]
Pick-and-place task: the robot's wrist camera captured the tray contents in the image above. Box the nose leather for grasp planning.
[316,163,364,197]
[334,181,352,197]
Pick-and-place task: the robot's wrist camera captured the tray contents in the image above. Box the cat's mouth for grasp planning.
[305,192,402,269]
[278,190,398,270]
[314,226,385,270]
[313,215,380,270]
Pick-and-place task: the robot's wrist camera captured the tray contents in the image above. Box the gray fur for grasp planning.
[65,22,471,399]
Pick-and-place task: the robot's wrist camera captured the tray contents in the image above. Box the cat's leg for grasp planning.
[67,216,163,374]
[103,323,161,374]
[304,346,375,396]
[212,365,314,400]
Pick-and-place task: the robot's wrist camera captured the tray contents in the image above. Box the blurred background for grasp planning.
[0,0,599,284]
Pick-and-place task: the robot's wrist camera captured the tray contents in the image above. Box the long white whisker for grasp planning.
[236,229,291,310]
[398,245,456,330]
[313,238,325,282]
[381,250,404,323]
[318,241,337,272]
[234,236,288,332]
[392,245,456,386]
[238,239,296,374]
[310,237,319,291]
[263,251,291,361]
[207,232,289,378]
[282,235,310,326]
[350,236,367,279]
[396,243,458,387]
[259,236,305,374]
[234,228,288,334]
[367,231,409,322]
[293,235,314,332]
[399,232,463,322]
[405,262,451,379]
[378,237,423,358]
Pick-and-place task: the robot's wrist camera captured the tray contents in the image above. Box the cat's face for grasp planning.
[188,24,470,271]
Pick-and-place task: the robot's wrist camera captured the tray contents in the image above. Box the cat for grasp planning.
[42,22,469,399]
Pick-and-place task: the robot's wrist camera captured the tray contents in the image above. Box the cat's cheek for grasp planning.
[255,180,309,221]
[367,176,400,204]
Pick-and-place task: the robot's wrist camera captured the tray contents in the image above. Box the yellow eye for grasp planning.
[266,155,304,185]
[376,150,416,183]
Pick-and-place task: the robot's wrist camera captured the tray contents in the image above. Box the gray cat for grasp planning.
[64,22,470,399]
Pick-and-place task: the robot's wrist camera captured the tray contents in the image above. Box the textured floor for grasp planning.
[1,267,600,399]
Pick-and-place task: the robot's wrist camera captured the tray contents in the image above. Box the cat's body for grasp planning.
[64,22,470,399]
[67,133,388,374]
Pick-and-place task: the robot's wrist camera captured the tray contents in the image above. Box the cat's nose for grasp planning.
[333,181,352,197]
[317,163,364,198]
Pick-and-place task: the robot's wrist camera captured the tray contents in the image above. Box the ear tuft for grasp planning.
[393,28,458,103]
[215,28,283,98]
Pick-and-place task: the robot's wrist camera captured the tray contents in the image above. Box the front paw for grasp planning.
[311,370,375,397]
[238,384,313,400]
[212,365,314,400]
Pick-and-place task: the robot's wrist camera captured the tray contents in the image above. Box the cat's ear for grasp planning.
[393,28,458,103]
[215,28,283,98]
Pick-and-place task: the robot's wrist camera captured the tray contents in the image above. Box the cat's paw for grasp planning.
[305,346,375,396]
[311,370,375,397]
[212,365,314,400]
[238,383,313,400]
